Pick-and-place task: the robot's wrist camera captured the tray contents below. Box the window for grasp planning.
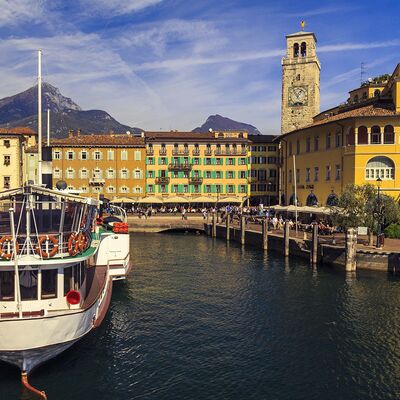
[148,171,154,178]
[358,126,368,144]
[41,269,58,299]
[306,137,311,152]
[3,176,10,189]
[374,89,381,98]
[66,168,75,179]
[306,168,310,182]
[239,158,246,165]
[81,186,88,193]
[205,158,211,165]
[227,158,234,165]
[268,146,276,152]
[326,132,331,149]
[53,151,61,160]
[325,165,331,181]
[194,185,200,193]
[346,128,355,146]
[362,91,368,100]
[172,185,178,193]
[93,168,102,179]
[80,151,88,160]
[107,186,115,193]
[134,169,143,179]
[205,185,211,193]
[227,171,234,179]
[216,158,222,165]
[120,169,129,179]
[269,169,277,178]
[120,186,129,193]
[80,169,88,179]
[66,150,74,160]
[314,167,319,182]
[134,150,141,161]
[3,155,10,166]
[293,42,299,57]
[314,136,319,151]
[365,156,394,180]
[134,186,143,194]
[107,150,114,161]
[0,271,14,301]
[148,185,154,193]
[335,164,341,180]
[354,94,359,103]
[148,157,154,165]
[205,171,211,179]
[193,158,200,165]
[239,185,247,193]
[215,171,221,179]
[19,270,37,300]
[335,132,341,147]
[121,150,128,160]
[227,185,234,193]
[93,151,101,160]
[216,185,222,193]
[160,157,167,165]
[107,168,115,179]
[384,125,394,144]
[371,126,381,144]
[53,168,61,179]
[300,42,306,57]
[3,140,10,148]
[239,171,246,179]
[267,157,276,164]
[183,185,189,193]
[306,193,318,207]
[160,185,167,193]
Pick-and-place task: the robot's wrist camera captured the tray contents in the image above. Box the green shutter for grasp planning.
[225,171,229,179]
[146,157,149,165]
[232,171,236,179]
[225,184,229,193]
[232,185,236,193]
[158,157,161,165]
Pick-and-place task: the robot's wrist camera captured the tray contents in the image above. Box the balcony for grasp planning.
[146,148,154,156]
[155,177,170,184]
[172,148,190,156]
[168,163,192,171]
[159,148,167,155]
[192,149,200,156]
[189,177,203,184]
[89,177,105,186]
[204,149,212,156]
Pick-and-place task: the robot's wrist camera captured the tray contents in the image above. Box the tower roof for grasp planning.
[286,31,317,42]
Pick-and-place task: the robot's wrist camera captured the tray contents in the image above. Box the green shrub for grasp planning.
[384,224,400,238]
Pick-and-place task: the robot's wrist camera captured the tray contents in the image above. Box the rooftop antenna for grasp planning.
[300,20,305,31]
[360,62,366,86]
[38,49,42,185]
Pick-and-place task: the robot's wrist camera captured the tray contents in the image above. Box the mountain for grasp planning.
[193,114,261,135]
[0,83,142,136]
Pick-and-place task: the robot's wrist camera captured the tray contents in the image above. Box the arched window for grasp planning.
[366,156,394,180]
[384,125,394,144]
[362,92,368,100]
[346,127,355,145]
[371,126,381,144]
[293,43,299,58]
[306,192,318,206]
[326,193,339,206]
[289,194,299,205]
[354,94,359,103]
[296,74,301,81]
[300,42,307,57]
[374,89,381,97]
[358,126,368,144]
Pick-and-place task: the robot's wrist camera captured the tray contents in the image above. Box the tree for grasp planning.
[331,184,400,237]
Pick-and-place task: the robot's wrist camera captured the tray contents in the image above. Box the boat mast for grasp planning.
[47,108,50,147]
[38,49,42,185]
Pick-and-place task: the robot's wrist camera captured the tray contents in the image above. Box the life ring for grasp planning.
[68,233,80,256]
[0,236,19,260]
[35,235,59,258]
[77,231,89,252]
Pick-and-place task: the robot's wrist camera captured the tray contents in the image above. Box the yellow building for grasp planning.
[279,64,400,206]
[248,135,279,205]
[50,130,146,200]
[144,131,249,202]
[0,127,37,190]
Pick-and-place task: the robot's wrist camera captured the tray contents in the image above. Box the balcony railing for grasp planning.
[172,148,190,156]
[204,149,212,156]
[89,177,105,186]
[159,148,167,155]
[192,149,200,156]
[168,163,192,171]
[189,177,203,184]
[146,148,154,156]
[155,177,170,184]
[214,149,247,156]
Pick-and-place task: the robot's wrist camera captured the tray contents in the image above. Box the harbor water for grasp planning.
[1,233,400,399]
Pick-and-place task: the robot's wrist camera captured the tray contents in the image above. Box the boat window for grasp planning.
[0,271,14,301]
[41,269,58,299]
[64,266,73,296]
[64,264,86,295]
[19,270,38,301]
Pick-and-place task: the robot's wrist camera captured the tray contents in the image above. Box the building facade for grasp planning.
[281,31,320,134]
[248,135,279,205]
[50,131,146,199]
[144,131,249,202]
[0,127,37,190]
[279,64,400,206]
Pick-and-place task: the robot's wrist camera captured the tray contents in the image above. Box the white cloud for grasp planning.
[0,0,45,27]
[319,40,400,53]
[79,0,163,17]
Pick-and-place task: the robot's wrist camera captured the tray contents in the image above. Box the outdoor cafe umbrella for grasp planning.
[216,196,243,204]
[191,196,217,203]
[110,196,135,203]
[136,196,164,204]
[163,196,190,204]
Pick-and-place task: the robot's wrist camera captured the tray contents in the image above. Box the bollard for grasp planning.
[212,212,217,238]
[284,221,290,257]
[310,223,318,265]
[240,215,246,245]
[345,227,357,271]
[226,213,230,241]
[262,218,268,251]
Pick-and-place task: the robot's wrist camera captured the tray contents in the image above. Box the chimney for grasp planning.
[68,129,74,138]
[77,129,81,136]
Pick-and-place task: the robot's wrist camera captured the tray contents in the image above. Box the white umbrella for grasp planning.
[136,196,164,204]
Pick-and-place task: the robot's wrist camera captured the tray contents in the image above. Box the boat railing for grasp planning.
[108,205,127,223]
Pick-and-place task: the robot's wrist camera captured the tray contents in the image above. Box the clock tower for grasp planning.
[281,30,320,134]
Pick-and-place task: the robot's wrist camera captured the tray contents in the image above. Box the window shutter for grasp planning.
[158,157,161,165]
[211,171,216,179]
[225,184,229,193]
[232,158,236,165]
[232,171,236,179]
[225,171,229,179]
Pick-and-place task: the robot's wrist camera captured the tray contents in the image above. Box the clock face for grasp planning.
[288,86,308,106]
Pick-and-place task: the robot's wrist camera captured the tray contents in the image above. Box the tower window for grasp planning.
[301,42,307,57]
[293,43,299,58]
[296,74,301,81]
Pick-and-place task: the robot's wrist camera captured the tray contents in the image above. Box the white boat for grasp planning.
[0,184,130,398]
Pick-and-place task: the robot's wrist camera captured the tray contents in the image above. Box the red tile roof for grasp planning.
[0,127,37,135]
[51,134,145,147]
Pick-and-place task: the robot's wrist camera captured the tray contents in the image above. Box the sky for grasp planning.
[0,0,400,134]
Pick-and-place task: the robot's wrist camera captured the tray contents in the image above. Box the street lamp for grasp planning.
[376,177,382,248]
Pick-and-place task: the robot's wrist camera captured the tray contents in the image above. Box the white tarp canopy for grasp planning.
[136,196,164,204]
[217,196,244,203]
[191,196,217,203]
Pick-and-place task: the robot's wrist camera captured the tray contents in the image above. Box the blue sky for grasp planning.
[0,0,400,133]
